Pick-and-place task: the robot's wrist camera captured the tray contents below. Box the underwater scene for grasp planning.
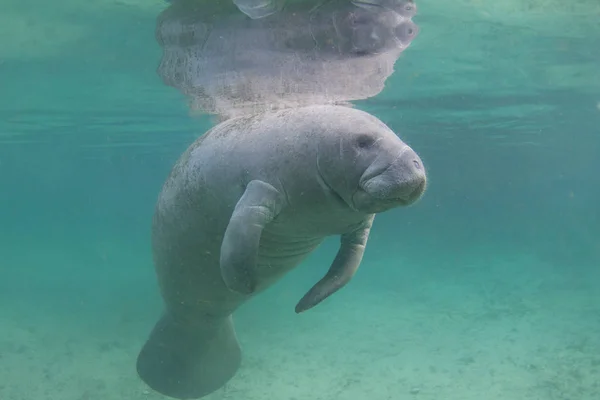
[1,0,599,399]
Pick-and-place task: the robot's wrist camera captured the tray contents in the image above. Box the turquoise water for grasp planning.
[1,0,600,399]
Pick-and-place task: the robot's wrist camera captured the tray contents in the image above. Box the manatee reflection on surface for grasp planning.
[156,0,419,119]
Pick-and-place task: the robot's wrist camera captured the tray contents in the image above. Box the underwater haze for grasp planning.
[1,0,600,399]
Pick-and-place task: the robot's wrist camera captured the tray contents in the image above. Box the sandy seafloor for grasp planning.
[1,237,599,400]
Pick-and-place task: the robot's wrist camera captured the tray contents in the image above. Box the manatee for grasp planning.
[136,105,427,399]
[156,0,419,119]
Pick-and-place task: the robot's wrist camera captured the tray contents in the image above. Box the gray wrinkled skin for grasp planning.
[156,0,419,119]
[136,105,426,399]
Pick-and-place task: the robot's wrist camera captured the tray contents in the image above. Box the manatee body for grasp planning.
[136,105,427,399]
[157,0,419,119]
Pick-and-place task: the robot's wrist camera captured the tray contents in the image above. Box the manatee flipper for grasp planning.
[295,215,375,313]
[220,180,285,294]
[136,312,241,399]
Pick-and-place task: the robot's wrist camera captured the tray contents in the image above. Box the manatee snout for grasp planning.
[335,1,419,55]
[351,18,418,55]
[372,146,426,202]
[355,145,426,212]
[395,20,419,46]
[390,147,426,203]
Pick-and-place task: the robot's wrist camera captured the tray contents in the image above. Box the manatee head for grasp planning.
[332,2,419,55]
[316,109,426,214]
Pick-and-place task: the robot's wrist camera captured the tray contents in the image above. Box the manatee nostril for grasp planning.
[395,21,419,45]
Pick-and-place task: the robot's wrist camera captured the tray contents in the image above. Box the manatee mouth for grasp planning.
[351,188,409,213]
[356,189,409,203]
[353,178,426,212]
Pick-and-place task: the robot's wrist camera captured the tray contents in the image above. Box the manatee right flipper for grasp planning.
[295,215,375,313]
[136,312,241,399]
[220,180,285,295]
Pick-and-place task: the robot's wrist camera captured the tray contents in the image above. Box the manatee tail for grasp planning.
[136,312,241,399]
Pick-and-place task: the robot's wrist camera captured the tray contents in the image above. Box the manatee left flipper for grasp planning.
[220,180,285,295]
[295,215,375,313]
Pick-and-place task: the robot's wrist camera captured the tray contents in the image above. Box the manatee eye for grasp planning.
[356,134,375,148]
